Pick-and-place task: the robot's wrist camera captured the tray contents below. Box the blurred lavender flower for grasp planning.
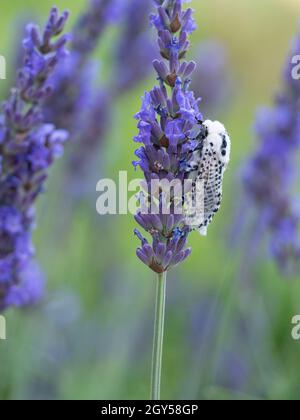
[191,41,232,118]
[114,0,156,94]
[0,8,69,311]
[44,0,122,129]
[44,0,157,201]
[243,33,300,273]
[72,0,122,54]
[43,0,123,199]
[215,349,249,392]
[4,262,45,309]
[66,89,111,197]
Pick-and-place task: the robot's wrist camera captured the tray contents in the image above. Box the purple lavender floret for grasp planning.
[0,7,69,311]
[243,33,300,272]
[133,0,202,274]
[114,0,157,93]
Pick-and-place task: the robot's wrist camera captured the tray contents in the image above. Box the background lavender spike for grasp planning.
[44,0,123,130]
[0,7,69,312]
[242,32,300,273]
[44,0,158,202]
[72,0,124,54]
[191,41,232,119]
[66,89,111,199]
[41,0,124,203]
[113,0,157,94]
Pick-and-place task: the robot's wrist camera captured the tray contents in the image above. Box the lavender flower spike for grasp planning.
[191,41,232,119]
[45,0,123,130]
[0,8,69,312]
[72,0,123,55]
[243,31,300,273]
[133,0,231,401]
[134,0,231,275]
[43,0,123,200]
[114,0,156,94]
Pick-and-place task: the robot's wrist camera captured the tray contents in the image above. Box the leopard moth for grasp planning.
[183,120,231,236]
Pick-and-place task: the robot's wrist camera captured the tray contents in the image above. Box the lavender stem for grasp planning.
[151,271,167,400]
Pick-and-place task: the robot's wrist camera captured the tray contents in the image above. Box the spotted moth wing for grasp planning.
[184,120,230,235]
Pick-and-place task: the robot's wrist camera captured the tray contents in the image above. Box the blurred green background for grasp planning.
[1,0,300,400]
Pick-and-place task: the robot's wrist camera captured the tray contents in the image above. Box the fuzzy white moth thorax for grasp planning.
[184,120,231,236]
[203,120,231,166]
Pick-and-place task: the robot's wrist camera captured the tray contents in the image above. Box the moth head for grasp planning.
[203,120,231,166]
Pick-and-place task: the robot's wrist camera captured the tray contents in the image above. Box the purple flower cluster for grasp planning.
[114,0,156,94]
[134,0,204,274]
[0,8,69,311]
[44,0,122,130]
[43,0,125,198]
[243,34,300,272]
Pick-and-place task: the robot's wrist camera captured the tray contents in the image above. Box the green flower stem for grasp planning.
[150,271,167,400]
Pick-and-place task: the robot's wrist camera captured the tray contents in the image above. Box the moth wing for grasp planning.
[199,139,225,235]
[184,139,225,235]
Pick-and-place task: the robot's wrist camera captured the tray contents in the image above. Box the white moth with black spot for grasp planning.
[184,120,231,236]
